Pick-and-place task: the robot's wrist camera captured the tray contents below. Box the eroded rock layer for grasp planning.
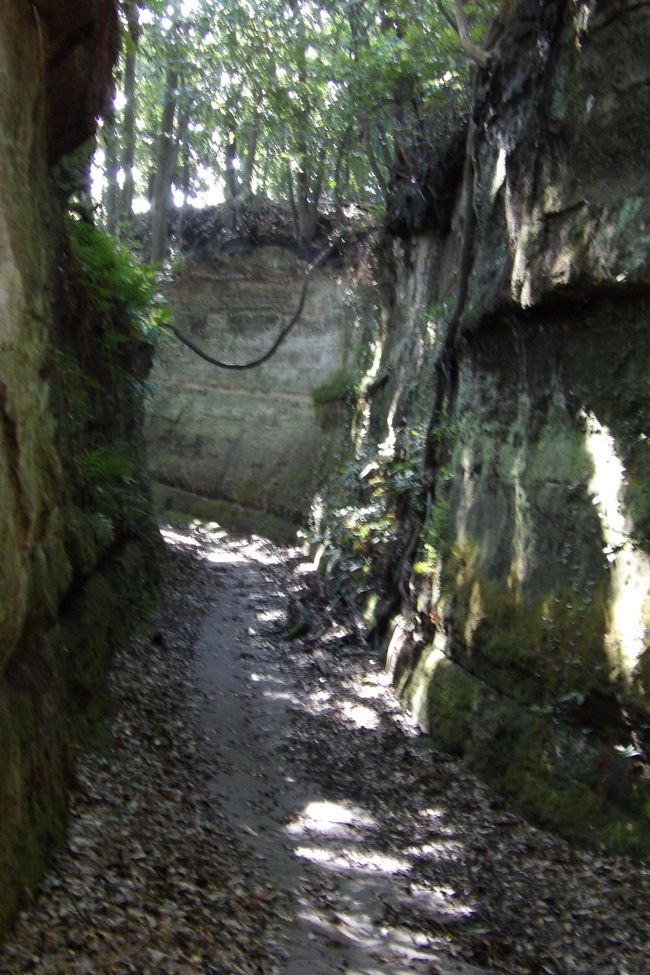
[147,241,375,536]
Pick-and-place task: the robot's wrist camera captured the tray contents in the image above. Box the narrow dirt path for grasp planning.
[1,523,649,975]
[194,534,484,975]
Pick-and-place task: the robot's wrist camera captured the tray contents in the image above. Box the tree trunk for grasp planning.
[333,124,351,212]
[119,47,137,227]
[118,0,139,231]
[179,138,191,209]
[363,123,389,204]
[103,117,119,234]
[240,115,260,197]
[286,165,300,241]
[224,136,239,202]
[287,0,320,247]
[451,0,490,66]
[149,65,178,262]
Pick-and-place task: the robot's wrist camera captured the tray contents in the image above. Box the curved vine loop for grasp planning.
[166,240,337,371]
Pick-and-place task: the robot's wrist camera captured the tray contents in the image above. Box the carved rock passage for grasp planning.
[363,0,650,847]
[147,244,375,534]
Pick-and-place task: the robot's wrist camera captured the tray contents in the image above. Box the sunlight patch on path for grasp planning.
[338,701,381,730]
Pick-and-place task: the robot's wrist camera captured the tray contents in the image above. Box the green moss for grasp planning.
[398,649,650,854]
[0,534,160,937]
[402,651,480,753]
[312,369,358,405]
[393,525,650,853]
[0,669,69,933]
[494,714,650,855]
[363,592,379,626]
[445,543,613,705]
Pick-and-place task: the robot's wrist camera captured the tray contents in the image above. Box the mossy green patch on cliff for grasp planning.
[444,541,614,705]
[67,218,167,340]
[400,646,480,751]
[0,217,163,936]
[400,645,650,854]
[0,665,70,932]
[312,369,359,406]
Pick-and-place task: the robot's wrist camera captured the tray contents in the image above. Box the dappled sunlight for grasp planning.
[405,644,445,731]
[404,840,464,859]
[256,607,284,622]
[582,408,628,560]
[339,700,381,730]
[418,806,445,821]
[288,797,408,875]
[249,670,299,706]
[217,534,285,567]
[358,671,393,692]
[159,526,203,547]
[287,799,376,837]
[354,336,385,452]
[263,688,296,703]
[385,614,412,681]
[308,688,332,710]
[268,611,480,969]
[177,519,480,971]
[142,521,650,975]
[582,408,650,669]
[406,882,477,921]
[294,845,410,874]
[206,547,246,564]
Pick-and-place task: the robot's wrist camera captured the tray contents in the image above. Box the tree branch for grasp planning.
[451,0,490,66]
[436,0,459,34]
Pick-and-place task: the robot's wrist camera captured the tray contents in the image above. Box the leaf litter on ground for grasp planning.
[0,530,289,975]
[0,522,649,975]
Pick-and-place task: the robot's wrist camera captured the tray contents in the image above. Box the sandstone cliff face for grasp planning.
[329,0,650,848]
[147,243,376,535]
[0,0,157,929]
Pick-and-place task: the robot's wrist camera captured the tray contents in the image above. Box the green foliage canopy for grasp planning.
[101,0,499,249]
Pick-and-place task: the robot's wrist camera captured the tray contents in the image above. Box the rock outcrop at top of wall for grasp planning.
[0,0,158,932]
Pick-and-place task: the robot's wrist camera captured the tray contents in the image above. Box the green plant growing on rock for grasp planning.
[314,418,432,600]
[81,445,153,553]
[57,219,164,556]
[67,217,169,341]
[414,489,451,576]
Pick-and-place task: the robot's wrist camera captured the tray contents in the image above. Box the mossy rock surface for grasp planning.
[399,644,650,855]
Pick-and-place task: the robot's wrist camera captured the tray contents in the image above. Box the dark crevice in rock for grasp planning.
[0,382,30,550]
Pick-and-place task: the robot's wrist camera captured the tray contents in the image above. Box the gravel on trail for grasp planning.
[1,523,649,975]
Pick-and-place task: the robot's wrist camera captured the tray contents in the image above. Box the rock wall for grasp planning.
[323,0,650,850]
[0,0,158,930]
[147,242,375,536]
